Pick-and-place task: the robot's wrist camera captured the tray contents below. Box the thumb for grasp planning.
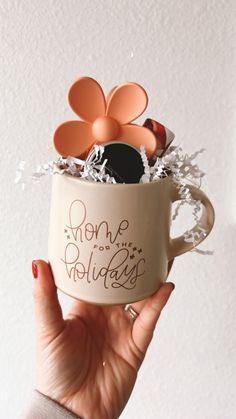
[132,282,175,354]
[32,260,65,336]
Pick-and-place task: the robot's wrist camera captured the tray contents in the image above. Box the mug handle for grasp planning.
[168,184,215,260]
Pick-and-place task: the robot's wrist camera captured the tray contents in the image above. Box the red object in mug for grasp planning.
[143,118,175,157]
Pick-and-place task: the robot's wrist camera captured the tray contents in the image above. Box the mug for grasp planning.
[48,173,214,305]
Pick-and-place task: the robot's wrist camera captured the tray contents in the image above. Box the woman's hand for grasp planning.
[33,260,174,419]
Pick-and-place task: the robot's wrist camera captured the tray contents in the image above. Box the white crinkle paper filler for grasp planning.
[15,144,212,254]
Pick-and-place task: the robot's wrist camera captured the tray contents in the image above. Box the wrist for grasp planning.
[37,389,83,418]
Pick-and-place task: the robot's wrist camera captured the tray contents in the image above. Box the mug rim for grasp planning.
[55,172,171,189]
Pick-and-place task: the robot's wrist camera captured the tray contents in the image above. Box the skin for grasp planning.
[33,259,175,419]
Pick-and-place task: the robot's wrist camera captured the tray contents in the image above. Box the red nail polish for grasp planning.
[32,261,38,279]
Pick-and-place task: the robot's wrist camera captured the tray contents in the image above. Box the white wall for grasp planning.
[0,0,235,418]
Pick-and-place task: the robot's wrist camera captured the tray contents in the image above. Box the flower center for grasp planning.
[92,116,119,142]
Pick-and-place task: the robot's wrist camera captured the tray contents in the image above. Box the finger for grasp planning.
[32,260,65,335]
[129,260,175,314]
[132,282,175,354]
[67,298,91,319]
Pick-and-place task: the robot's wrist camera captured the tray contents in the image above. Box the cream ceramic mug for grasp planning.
[48,173,214,305]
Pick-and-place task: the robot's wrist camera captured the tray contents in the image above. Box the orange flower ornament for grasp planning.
[53,77,157,159]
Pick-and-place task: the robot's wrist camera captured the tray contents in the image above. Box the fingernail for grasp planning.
[32,261,38,279]
[170,282,175,291]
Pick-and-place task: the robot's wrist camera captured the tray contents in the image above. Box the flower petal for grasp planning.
[53,121,94,157]
[68,77,106,122]
[106,86,117,103]
[118,124,157,158]
[106,82,148,124]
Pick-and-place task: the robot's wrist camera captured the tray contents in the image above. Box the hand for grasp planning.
[33,259,174,419]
